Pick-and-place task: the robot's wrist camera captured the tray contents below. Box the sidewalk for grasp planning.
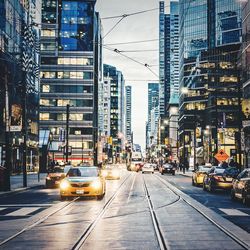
[177,169,193,178]
[0,173,46,196]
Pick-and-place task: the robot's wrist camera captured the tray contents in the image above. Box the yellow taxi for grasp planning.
[60,166,106,200]
[102,166,120,180]
[192,165,212,186]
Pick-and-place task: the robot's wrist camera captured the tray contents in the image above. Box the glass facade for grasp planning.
[179,0,242,165]
[241,0,250,168]
[0,0,40,174]
[40,0,100,165]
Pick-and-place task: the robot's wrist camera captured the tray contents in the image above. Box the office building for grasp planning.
[125,86,132,143]
[0,0,40,181]
[179,0,242,165]
[146,83,159,148]
[241,0,250,168]
[40,0,102,165]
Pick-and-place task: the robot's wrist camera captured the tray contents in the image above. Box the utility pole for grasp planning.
[22,77,27,187]
[4,67,11,191]
[237,80,242,169]
[81,137,84,163]
[65,104,69,163]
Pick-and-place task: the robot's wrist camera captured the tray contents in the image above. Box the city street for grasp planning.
[0,169,249,250]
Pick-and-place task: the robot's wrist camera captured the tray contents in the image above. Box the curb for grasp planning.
[178,172,192,178]
[0,184,44,198]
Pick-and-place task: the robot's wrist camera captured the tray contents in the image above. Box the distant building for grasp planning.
[146,83,159,148]
[103,64,125,157]
[125,86,132,143]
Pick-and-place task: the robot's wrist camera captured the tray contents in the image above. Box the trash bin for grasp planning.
[0,165,6,191]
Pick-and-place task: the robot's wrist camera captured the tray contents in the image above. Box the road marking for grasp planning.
[219,208,249,216]
[0,204,52,207]
[6,207,41,216]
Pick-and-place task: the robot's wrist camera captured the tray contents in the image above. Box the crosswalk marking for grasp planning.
[6,207,41,216]
[220,208,249,216]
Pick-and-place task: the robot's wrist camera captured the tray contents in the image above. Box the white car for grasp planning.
[142,164,154,174]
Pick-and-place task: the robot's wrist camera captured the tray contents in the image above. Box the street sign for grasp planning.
[214,149,229,162]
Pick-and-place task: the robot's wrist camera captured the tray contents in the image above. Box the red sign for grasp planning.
[214,149,229,162]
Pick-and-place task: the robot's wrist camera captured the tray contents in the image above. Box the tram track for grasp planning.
[142,175,169,250]
[0,172,132,249]
[154,174,250,250]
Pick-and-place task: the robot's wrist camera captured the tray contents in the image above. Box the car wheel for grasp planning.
[231,190,236,201]
[161,173,164,175]
[172,171,175,176]
[192,178,195,186]
[208,183,214,192]
[142,172,144,174]
[242,191,250,206]
[203,182,207,191]
[97,194,104,200]
[61,196,67,201]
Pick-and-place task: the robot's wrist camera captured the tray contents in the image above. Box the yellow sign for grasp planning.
[108,137,113,145]
[165,138,169,145]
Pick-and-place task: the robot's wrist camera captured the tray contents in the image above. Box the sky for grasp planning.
[96,0,163,150]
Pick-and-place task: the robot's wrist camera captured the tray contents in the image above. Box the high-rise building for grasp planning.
[146,83,159,148]
[159,1,165,117]
[125,86,132,143]
[179,0,242,165]
[241,0,250,168]
[0,0,40,182]
[103,64,125,158]
[40,0,102,166]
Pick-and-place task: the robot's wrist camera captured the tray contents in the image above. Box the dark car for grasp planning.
[231,168,250,206]
[203,166,239,192]
[45,166,67,188]
[159,163,176,175]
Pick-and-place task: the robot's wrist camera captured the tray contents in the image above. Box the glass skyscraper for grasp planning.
[40,0,102,165]
[179,0,242,165]
[125,86,132,143]
[0,0,40,179]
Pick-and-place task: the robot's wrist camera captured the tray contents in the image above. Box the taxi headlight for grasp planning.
[113,170,119,177]
[60,180,70,190]
[102,170,108,177]
[46,176,51,180]
[91,180,102,189]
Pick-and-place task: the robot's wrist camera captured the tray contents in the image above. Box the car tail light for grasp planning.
[214,176,223,182]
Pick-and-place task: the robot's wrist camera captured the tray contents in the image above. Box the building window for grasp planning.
[40,113,50,120]
[41,29,56,37]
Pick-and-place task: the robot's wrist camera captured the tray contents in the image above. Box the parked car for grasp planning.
[142,164,154,174]
[192,165,213,186]
[159,163,176,175]
[45,166,67,188]
[203,166,239,192]
[231,168,250,206]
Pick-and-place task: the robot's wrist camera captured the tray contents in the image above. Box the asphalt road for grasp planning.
[161,172,250,233]
[0,169,249,250]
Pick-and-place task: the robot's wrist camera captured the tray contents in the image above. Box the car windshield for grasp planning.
[49,167,64,173]
[164,164,171,168]
[67,167,99,177]
[198,166,211,172]
[214,168,225,174]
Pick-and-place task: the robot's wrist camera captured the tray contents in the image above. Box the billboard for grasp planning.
[9,104,22,132]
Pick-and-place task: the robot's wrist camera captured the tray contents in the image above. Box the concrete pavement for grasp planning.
[0,173,46,196]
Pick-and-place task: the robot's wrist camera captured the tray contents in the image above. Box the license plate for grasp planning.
[226,178,232,182]
[76,190,84,194]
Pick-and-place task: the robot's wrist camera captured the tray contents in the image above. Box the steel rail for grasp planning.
[72,173,132,250]
[142,175,168,250]
[155,174,249,250]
